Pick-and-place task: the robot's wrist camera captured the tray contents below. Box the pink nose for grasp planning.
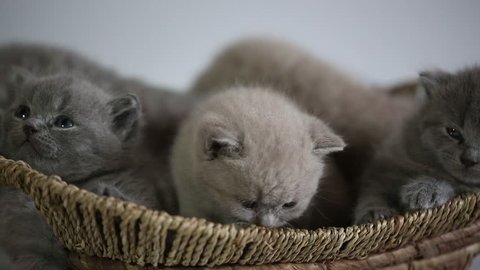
[256,214,277,227]
[23,125,38,137]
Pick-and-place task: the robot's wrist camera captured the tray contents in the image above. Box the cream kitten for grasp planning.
[355,67,480,224]
[191,37,414,183]
[171,87,345,227]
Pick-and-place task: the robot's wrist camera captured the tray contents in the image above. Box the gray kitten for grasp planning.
[0,44,195,213]
[0,69,157,269]
[171,87,345,227]
[355,66,480,224]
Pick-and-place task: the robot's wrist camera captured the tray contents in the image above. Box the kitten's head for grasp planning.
[0,68,141,182]
[192,89,345,227]
[416,66,480,185]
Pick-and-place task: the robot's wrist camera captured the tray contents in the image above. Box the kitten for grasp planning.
[171,87,345,227]
[190,37,414,184]
[0,69,157,269]
[0,43,192,213]
[355,67,480,224]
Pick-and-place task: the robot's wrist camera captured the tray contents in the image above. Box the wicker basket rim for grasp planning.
[1,155,479,267]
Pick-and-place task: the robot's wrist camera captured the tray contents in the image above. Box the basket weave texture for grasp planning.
[1,155,479,269]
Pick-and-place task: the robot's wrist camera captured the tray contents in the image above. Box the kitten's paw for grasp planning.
[400,177,455,210]
[354,207,398,224]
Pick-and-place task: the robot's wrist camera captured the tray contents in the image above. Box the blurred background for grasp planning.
[1,0,479,91]
[1,0,480,268]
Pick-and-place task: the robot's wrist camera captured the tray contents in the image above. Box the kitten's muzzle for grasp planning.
[460,156,478,168]
[19,120,58,159]
[460,149,479,168]
[255,212,280,227]
[22,118,45,138]
[23,124,39,138]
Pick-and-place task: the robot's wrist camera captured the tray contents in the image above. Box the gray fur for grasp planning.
[355,66,480,224]
[0,43,194,213]
[171,87,345,227]
[0,248,12,270]
[0,70,158,269]
[400,176,454,210]
[1,69,140,181]
[0,188,68,270]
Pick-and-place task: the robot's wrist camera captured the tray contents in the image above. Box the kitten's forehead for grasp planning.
[30,83,72,111]
[21,76,107,111]
[245,152,313,189]
[465,94,480,126]
[429,68,480,125]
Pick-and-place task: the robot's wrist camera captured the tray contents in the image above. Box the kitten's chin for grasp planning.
[11,145,58,177]
[446,166,480,187]
[13,142,41,161]
[14,141,57,160]
[455,174,480,187]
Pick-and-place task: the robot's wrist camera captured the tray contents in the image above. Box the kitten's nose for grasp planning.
[256,214,277,227]
[23,124,38,137]
[460,156,478,168]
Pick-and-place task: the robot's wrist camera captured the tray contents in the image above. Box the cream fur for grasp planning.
[171,87,345,227]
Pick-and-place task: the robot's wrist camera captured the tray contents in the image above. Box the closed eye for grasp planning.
[241,200,258,209]
[282,201,297,209]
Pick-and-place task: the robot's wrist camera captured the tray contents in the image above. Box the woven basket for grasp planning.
[1,155,479,269]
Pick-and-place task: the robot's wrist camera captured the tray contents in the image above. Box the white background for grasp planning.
[1,1,480,268]
[1,0,479,91]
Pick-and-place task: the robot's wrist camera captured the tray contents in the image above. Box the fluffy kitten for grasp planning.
[171,87,345,227]
[191,37,414,183]
[0,69,157,269]
[355,67,480,224]
[0,44,192,213]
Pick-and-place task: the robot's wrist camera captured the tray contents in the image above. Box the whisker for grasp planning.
[309,205,332,222]
[312,194,338,204]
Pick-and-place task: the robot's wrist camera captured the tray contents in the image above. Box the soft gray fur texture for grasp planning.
[171,87,345,227]
[1,70,140,182]
[0,44,195,213]
[191,37,414,183]
[0,70,158,269]
[0,189,67,270]
[355,66,480,224]
[0,247,11,270]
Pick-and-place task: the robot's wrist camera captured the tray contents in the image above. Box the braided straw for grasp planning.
[0,155,479,268]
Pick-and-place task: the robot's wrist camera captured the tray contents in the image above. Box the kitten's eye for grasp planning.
[282,201,297,209]
[446,127,463,142]
[241,200,258,209]
[14,105,30,119]
[54,115,74,128]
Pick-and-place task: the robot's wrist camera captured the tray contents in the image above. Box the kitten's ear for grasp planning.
[8,67,35,86]
[199,114,243,160]
[309,116,345,156]
[107,94,142,143]
[418,70,451,99]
